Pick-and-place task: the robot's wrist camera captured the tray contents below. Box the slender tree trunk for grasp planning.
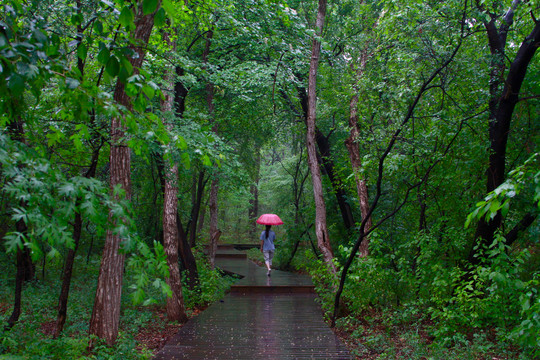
[188,170,206,247]
[306,0,335,272]
[248,150,261,239]
[344,93,372,257]
[54,147,101,337]
[89,3,158,345]
[5,221,30,330]
[5,107,34,330]
[208,179,220,269]
[161,30,188,322]
[315,128,355,231]
[176,214,199,289]
[202,28,221,268]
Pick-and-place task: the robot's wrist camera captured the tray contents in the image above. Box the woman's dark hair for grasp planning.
[265,225,271,239]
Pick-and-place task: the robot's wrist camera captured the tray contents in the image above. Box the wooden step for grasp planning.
[230,285,315,294]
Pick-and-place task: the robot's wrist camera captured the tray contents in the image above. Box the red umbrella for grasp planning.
[256,214,284,225]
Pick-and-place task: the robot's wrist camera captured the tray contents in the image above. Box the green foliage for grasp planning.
[127,240,172,306]
[0,132,134,260]
[466,153,540,228]
[181,249,236,310]
[510,274,540,357]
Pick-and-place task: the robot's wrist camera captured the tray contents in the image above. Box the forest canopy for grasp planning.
[0,0,538,358]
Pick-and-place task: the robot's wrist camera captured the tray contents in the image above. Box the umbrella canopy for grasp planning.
[256,214,284,226]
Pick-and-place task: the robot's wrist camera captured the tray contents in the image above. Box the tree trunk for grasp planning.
[248,150,261,239]
[208,179,220,269]
[89,3,158,345]
[297,86,355,233]
[176,214,199,289]
[306,0,335,272]
[315,128,355,231]
[471,14,540,262]
[5,107,34,330]
[5,221,31,330]
[188,170,206,247]
[172,58,199,288]
[55,146,102,337]
[161,30,188,323]
[202,28,221,269]
[344,93,372,257]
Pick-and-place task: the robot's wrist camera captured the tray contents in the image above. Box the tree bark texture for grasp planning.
[344,93,372,257]
[89,3,158,345]
[472,16,540,260]
[306,0,335,271]
[161,31,188,323]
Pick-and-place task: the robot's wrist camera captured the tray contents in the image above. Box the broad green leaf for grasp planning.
[106,55,120,77]
[154,7,166,27]
[119,6,135,30]
[8,74,25,97]
[97,47,110,64]
[143,0,159,15]
[77,43,87,60]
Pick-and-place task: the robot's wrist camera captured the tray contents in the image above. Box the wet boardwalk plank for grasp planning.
[153,246,352,359]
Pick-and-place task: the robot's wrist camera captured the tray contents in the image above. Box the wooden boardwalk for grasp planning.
[153,246,352,359]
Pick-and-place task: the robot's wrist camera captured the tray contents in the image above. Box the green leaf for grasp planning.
[142,84,155,98]
[77,43,87,60]
[181,152,191,169]
[143,0,159,15]
[8,74,25,97]
[154,7,166,27]
[119,6,135,30]
[94,20,104,34]
[97,47,110,64]
[106,55,120,77]
[202,154,212,166]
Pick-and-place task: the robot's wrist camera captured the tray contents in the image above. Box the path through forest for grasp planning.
[153,245,352,359]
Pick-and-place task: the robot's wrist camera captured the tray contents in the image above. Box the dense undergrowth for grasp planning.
[0,248,235,359]
[292,227,539,360]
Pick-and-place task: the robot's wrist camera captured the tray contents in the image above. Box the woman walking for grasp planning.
[260,225,276,276]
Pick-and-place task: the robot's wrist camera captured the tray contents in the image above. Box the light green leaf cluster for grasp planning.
[465,153,540,228]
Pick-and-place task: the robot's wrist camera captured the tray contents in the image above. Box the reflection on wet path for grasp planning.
[153,246,352,359]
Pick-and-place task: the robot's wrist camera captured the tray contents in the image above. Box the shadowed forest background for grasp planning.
[0,0,538,358]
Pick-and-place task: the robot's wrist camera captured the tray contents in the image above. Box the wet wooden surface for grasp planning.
[153,246,352,359]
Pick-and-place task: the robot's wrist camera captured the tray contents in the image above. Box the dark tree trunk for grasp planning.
[176,214,199,289]
[471,17,540,262]
[5,106,34,330]
[202,28,221,269]
[5,221,31,330]
[188,170,206,248]
[248,150,261,239]
[315,128,355,231]
[89,2,158,345]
